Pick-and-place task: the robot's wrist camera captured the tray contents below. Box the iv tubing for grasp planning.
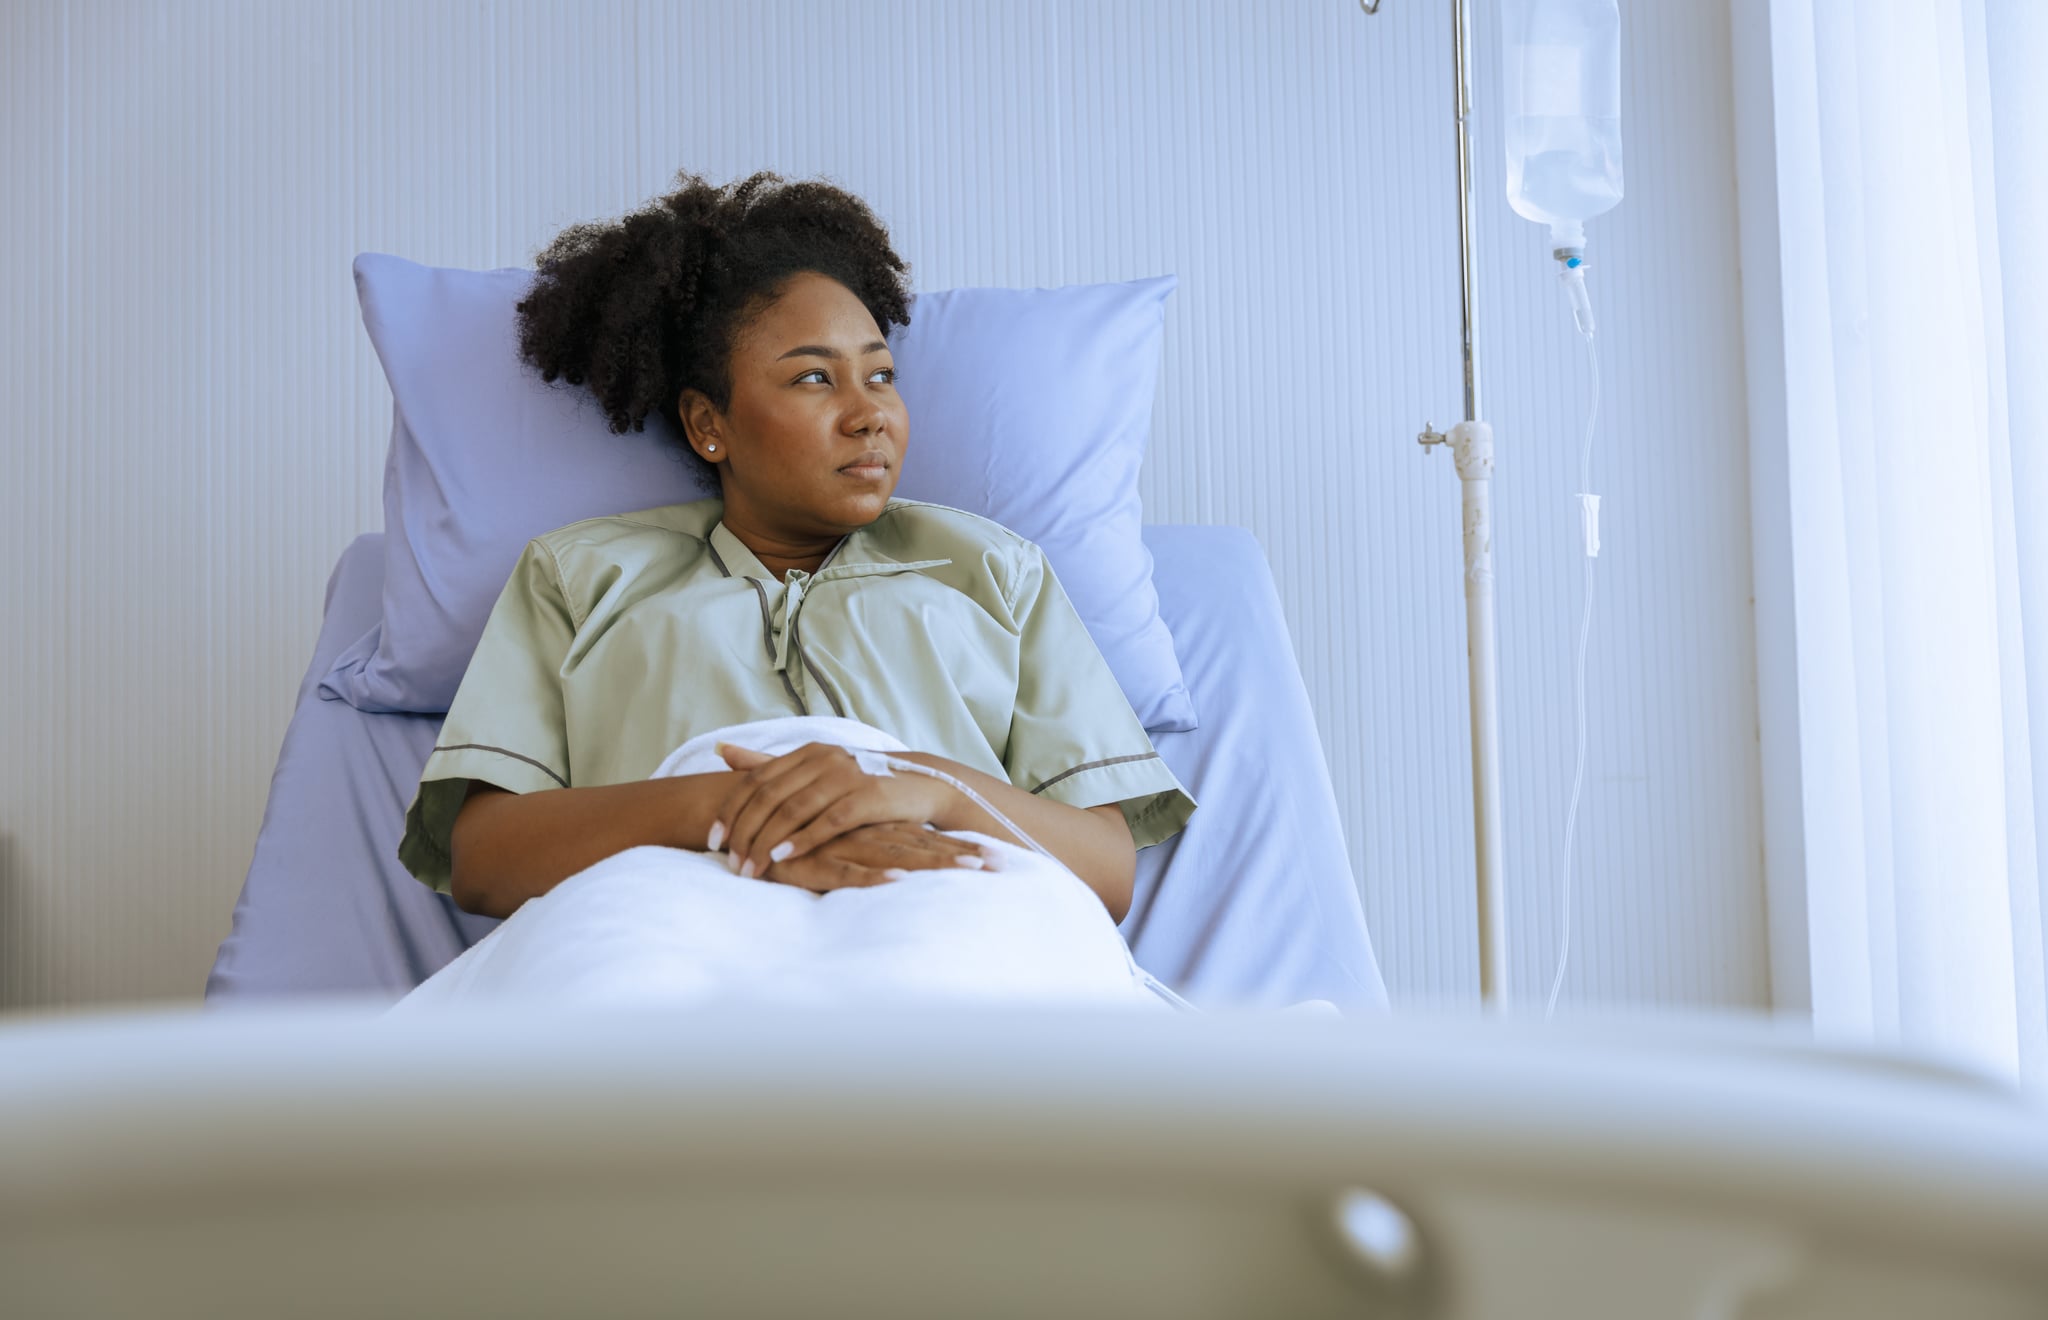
[1546,320,1600,1019]
[878,754,1056,864]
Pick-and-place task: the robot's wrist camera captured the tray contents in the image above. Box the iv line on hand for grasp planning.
[859,751,1059,863]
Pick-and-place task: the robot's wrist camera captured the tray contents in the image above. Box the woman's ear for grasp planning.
[678,389,726,464]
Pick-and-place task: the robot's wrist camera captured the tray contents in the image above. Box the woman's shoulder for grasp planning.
[538,496,721,548]
[510,498,722,610]
[862,499,1050,609]
[866,499,1040,574]
[530,497,720,560]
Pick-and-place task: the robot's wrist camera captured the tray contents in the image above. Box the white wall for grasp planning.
[0,0,1765,1012]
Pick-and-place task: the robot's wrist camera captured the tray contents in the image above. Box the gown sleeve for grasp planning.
[396,539,577,895]
[1001,544,1197,851]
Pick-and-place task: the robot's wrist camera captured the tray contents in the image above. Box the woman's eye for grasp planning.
[793,366,892,385]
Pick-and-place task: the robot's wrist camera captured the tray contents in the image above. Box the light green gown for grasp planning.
[398,498,1197,895]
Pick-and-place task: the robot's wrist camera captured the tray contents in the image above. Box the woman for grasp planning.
[393,171,1195,1005]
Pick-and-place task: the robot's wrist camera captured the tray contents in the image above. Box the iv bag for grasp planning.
[1502,0,1623,254]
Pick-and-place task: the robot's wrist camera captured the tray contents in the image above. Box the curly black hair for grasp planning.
[514,170,913,486]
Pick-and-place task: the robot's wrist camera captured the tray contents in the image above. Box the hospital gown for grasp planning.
[397,496,1197,896]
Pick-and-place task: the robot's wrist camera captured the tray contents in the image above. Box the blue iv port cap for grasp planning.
[1566,256,1583,269]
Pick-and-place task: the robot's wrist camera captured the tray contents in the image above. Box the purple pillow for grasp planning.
[320,253,1196,732]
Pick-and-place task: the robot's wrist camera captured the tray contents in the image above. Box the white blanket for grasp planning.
[391,718,1174,1013]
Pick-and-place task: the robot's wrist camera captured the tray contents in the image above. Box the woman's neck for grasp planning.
[756,547,831,579]
[720,504,842,579]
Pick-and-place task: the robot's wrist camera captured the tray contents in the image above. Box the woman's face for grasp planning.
[683,271,909,539]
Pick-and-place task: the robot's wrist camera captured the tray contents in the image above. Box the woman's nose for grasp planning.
[842,392,888,436]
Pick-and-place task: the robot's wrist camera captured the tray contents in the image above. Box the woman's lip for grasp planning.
[838,462,888,477]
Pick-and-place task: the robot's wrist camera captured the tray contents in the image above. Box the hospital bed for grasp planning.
[6,525,2048,1316]
[5,1000,2047,1316]
[203,520,1389,1010]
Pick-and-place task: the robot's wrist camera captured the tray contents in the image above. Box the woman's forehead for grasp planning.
[739,273,883,356]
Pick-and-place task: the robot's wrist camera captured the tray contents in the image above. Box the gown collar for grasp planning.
[707,518,852,582]
[705,510,950,587]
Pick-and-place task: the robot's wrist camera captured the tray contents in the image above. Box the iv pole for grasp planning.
[1363,0,1510,1006]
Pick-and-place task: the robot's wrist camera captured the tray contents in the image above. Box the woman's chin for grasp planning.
[824,485,895,526]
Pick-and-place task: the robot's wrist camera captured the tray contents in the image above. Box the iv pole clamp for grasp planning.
[1380,0,1512,1008]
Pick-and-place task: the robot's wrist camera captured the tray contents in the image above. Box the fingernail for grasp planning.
[882,868,908,882]
[954,855,984,870]
[769,842,794,863]
[740,858,756,879]
[706,821,725,852]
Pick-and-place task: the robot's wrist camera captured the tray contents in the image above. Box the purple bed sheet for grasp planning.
[206,527,1388,1011]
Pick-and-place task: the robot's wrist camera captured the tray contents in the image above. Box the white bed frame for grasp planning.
[3,1003,2045,1317]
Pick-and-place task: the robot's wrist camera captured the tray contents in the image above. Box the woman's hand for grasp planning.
[758,821,989,894]
[711,742,961,878]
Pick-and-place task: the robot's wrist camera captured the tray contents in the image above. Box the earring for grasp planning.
[707,444,716,452]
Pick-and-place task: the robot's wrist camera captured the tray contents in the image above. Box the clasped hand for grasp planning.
[709,742,992,892]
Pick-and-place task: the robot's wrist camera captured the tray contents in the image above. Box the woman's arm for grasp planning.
[452,776,998,919]
[715,745,1139,923]
[449,774,737,919]
[897,752,1139,924]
